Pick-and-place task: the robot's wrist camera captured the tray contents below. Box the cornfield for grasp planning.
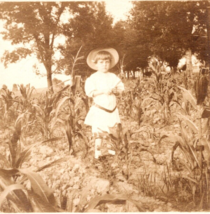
[0,63,209,212]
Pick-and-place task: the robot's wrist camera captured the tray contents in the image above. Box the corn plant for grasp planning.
[50,47,88,157]
[0,118,75,212]
[17,84,35,111]
[117,80,143,125]
[158,88,210,210]
[51,86,88,156]
[136,170,160,198]
[0,87,19,125]
[4,117,61,169]
[60,190,144,212]
[0,98,4,125]
[83,194,144,212]
[141,77,180,125]
[27,86,68,139]
[95,124,157,181]
[0,167,65,212]
[118,91,133,117]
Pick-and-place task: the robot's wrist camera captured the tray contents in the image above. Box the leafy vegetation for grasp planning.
[0,1,210,212]
[0,63,210,211]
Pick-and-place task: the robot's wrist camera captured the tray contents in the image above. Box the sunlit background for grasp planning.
[0,1,201,90]
[0,1,133,90]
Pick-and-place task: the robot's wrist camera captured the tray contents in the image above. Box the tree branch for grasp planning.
[50,3,66,50]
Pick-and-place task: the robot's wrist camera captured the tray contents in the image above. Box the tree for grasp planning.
[56,2,117,77]
[0,2,69,92]
[126,1,208,69]
[0,2,109,92]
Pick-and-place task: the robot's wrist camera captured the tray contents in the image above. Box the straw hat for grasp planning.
[86,48,119,70]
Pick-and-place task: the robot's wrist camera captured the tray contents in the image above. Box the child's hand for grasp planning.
[102,88,112,95]
[111,87,118,94]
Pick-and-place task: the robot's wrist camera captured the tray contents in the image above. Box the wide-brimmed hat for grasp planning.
[86,48,119,70]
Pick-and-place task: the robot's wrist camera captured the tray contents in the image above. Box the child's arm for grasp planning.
[92,89,112,97]
[112,79,124,94]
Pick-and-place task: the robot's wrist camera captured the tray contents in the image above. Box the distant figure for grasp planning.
[84,48,124,159]
[143,68,152,77]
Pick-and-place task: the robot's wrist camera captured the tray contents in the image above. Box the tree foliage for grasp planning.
[125,1,208,69]
[0,1,209,87]
[0,2,115,91]
[56,2,117,76]
[0,2,74,91]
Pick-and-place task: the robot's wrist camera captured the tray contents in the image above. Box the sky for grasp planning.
[0,1,133,90]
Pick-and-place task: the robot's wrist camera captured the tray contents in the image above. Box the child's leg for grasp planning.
[92,125,116,158]
[95,138,102,159]
[92,126,102,159]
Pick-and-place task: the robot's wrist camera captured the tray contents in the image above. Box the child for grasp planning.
[84,48,124,159]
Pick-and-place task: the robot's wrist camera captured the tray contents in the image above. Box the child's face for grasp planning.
[95,59,111,73]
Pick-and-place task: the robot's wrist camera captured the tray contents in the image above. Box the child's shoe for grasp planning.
[108,150,115,155]
[95,150,101,159]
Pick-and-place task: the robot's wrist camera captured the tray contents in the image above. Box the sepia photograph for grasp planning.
[0,0,210,212]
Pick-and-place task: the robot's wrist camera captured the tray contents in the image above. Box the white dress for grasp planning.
[84,71,124,132]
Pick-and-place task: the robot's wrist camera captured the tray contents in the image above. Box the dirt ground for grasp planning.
[0,117,181,212]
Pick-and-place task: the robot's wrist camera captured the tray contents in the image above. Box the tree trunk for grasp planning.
[126,71,130,79]
[45,47,54,93]
[186,49,192,77]
[185,49,193,90]
[45,57,54,93]
[207,6,210,68]
[47,68,53,93]
[207,6,210,102]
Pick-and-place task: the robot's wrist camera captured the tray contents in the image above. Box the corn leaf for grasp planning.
[141,97,156,111]
[36,156,71,172]
[188,145,201,169]
[15,113,25,127]
[171,142,193,173]
[86,209,102,212]
[0,169,19,181]
[0,184,26,208]
[15,137,61,168]
[66,189,77,212]
[0,168,25,206]
[51,117,65,130]
[65,120,73,151]
[15,147,32,168]
[52,85,69,109]
[177,113,198,133]
[200,138,210,166]
[179,124,199,168]
[56,96,70,115]
[28,191,61,212]
[8,200,24,212]
[32,103,44,117]
[0,154,10,168]
[177,86,197,109]
[0,180,31,212]
[177,135,194,166]
[181,175,198,184]
[131,124,153,134]
[85,194,144,212]
[27,86,35,99]
[85,194,126,211]
[19,169,56,205]
[157,135,169,146]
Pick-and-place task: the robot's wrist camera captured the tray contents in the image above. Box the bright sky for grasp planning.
[0,1,133,90]
[105,0,133,23]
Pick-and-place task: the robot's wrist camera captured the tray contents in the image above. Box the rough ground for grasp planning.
[0,117,181,212]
